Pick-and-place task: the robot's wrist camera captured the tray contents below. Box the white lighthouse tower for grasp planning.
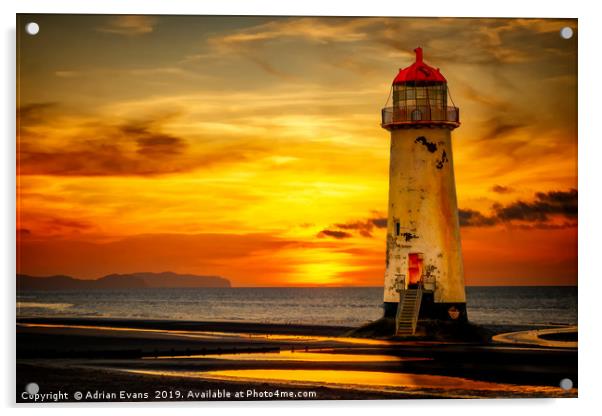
[381,47,466,336]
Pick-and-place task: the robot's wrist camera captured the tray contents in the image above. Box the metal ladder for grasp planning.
[395,288,423,336]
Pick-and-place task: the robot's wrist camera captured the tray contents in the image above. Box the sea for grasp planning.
[16,286,577,327]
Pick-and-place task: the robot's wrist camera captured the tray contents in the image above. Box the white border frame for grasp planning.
[3,1,599,414]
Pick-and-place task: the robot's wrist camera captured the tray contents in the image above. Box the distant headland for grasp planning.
[17,272,231,290]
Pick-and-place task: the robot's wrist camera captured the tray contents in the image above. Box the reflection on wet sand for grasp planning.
[123,368,572,398]
[144,349,430,362]
[17,323,395,345]
[493,326,578,348]
[17,320,578,399]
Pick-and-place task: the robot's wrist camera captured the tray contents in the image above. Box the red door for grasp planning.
[408,253,423,287]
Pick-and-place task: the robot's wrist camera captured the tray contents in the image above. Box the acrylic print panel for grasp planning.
[16,14,577,402]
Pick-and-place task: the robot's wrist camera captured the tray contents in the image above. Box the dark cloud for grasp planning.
[133,128,187,158]
[536,189,578,206]
[18,143,192,177]
[495,189,577,221]
[17,102,58,125]
[483,118,528,141]
[458,209,498,227]
[316,230,353,239]
[318,190,577,236]
[327,215,388,238]
[22,215,96,237]
[370,217,388,228]
[16,104,268,177]
[460,189,577,228]
[45,218,92,230]
[491,185,513,194]
[334,221,374,238]
[17,104,192,176]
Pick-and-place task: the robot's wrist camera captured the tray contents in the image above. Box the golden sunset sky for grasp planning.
[17,15,577,286]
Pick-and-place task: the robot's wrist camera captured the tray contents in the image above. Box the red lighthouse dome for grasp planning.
[381,47,459,130]
[393,47,447,84]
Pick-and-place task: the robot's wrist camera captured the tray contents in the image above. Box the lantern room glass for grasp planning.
[392,81,448,121]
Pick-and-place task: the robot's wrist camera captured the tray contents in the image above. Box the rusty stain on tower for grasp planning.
[381,47,467,336]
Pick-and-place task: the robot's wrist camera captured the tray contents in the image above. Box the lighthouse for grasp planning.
[381,47,466,336]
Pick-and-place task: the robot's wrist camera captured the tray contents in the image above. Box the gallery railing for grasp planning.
[381,105,460,126]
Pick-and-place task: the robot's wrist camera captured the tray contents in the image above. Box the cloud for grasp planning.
[458,209,498,227]
[17,103,273,177]
[318,214,387,239]
[320,191,577,234]
[17,102,57,126]
[123,122,187,157]
[212,18,373,47]
[460,189,577,228]
[18,112,190,176]
[205,18,374,81]
[334,221,375,238]
[97,16,157,36]
[197,15,576,98]
[18,213,97,238]
[483,118,528,140]
[491,185,513,194]
[370,217,388,228]
[368,17,576,68]
[45,217,92,230]
[316,230,353,240]
[495,189,577,221]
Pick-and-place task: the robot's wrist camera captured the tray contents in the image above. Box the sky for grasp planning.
[16,15,578,286]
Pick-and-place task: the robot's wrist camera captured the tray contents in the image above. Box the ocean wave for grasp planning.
[16,302,73,311]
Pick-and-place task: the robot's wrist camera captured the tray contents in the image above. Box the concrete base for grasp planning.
[348,315,488,341]
[383,295,468,323]
[383,301,398,318]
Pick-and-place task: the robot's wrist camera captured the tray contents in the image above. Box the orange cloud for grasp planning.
[17,104,275,176]
[96,15,157,36]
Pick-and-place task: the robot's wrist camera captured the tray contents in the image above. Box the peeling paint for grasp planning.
[424,264,438,279]
[400,232,418,242]
[414,136,438,153]
[436,150,449,169]
[385,238,391,268]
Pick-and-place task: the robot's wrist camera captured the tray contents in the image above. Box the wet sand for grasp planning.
[16,317,577,402]
[492,326,578,348]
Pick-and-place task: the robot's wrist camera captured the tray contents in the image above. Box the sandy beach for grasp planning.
[16,317,577,402]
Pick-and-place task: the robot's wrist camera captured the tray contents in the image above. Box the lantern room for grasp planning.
[382,47,460,129]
